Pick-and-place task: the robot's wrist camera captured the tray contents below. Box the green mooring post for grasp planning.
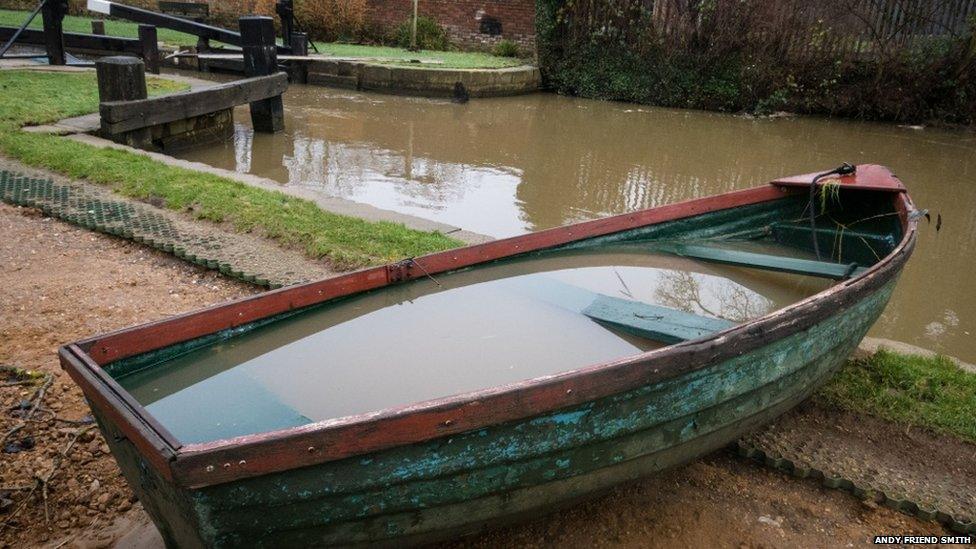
[239,16,284,133]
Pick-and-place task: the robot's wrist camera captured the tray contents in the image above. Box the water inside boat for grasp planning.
[111,243,837,444]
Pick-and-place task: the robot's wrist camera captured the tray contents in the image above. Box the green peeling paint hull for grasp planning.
[91,279,898,547]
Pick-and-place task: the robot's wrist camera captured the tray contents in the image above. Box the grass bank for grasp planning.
[0,70,461,268]
[313,43,523,69]
[0,9,523,69]
[818,349,976,443]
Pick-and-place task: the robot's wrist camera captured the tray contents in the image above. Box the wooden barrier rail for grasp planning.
[86,0,291,54]
[99,71,288,134]
[0,26,139,54]
[0,25,159,72]
[98,72,288,134]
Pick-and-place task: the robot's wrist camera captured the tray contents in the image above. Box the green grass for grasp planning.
[0,69,461,269]
[818,349,976,443]
[0,70,186,124]
[0,9,525,68]
[312,42,525,69]
[0,8,198,47]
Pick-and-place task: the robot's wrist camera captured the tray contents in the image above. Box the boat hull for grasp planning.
[91,278,899,548]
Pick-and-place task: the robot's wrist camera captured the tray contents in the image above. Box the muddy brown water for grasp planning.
[173,84,976,362]
[116,248,827,443]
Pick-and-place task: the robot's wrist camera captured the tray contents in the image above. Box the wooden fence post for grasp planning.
[91,20,106,35]
[40,0,68,66]
[287,31,308,83]
[96,56,150,146]
[276,0,294,47]
[96,56,148,103]
[138,25,160,74]
[240,16,284,133]
[289,31,308,56]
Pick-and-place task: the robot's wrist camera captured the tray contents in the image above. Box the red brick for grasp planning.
[366,0,536,53]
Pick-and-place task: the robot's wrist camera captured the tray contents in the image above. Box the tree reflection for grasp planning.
[654,271,770,322]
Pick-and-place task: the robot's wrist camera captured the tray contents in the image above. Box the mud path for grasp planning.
[0,201,956,548]
[0,202,257,548]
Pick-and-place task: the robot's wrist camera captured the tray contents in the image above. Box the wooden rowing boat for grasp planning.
[59,164,918,547]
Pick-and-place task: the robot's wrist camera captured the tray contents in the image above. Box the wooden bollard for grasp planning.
[138,25,160,74]
[96,56,147,103]
[41,0,68,66]
[96,56,150,146]
[240,16,284,133]
[289,32,308,56]
[91,20,106,35]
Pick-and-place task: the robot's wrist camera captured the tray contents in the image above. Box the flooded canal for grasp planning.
[174,85,976,362]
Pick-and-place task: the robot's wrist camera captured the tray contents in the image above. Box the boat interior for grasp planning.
[101,187,904,445]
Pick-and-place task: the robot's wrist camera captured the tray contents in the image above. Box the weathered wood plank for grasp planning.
[663,244,865,280]
[583,294,735,343]
[770,222,895,264]
[88,0,292,54]
[0,26,141,54]
[99,72,288,133]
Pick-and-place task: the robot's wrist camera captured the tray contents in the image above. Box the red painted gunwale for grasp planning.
[58,165,918,489]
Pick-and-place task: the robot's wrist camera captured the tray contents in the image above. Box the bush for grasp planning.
[536,0,976,125]
[295,0,367,42]
[492,39,520,58]
[394,16,450,51]
[208,0,276,29]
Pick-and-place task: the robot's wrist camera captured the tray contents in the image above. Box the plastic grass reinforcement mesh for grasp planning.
[0,171,331,288]
[737,424,975,534]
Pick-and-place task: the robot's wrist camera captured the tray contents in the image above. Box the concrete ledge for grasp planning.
[855,337,975,374]
[163,46,541,98]
[307,72,358,90]
[306,60,540,98]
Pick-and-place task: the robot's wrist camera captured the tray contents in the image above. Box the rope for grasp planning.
[808,163,856,260]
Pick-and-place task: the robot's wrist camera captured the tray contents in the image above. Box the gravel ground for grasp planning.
[0,201,258,548]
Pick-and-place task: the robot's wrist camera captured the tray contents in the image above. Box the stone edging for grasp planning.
[305,60,541,98]
[175,50,541,98]
[854,337,975,374]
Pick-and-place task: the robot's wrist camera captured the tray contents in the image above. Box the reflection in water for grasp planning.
[655,271,771,323]
[118,250,810,443]
[232,124,252,174]
[174,83,976,361]
[235,123,525,235]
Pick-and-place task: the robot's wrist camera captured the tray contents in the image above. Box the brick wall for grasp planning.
[366,0,536,53]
